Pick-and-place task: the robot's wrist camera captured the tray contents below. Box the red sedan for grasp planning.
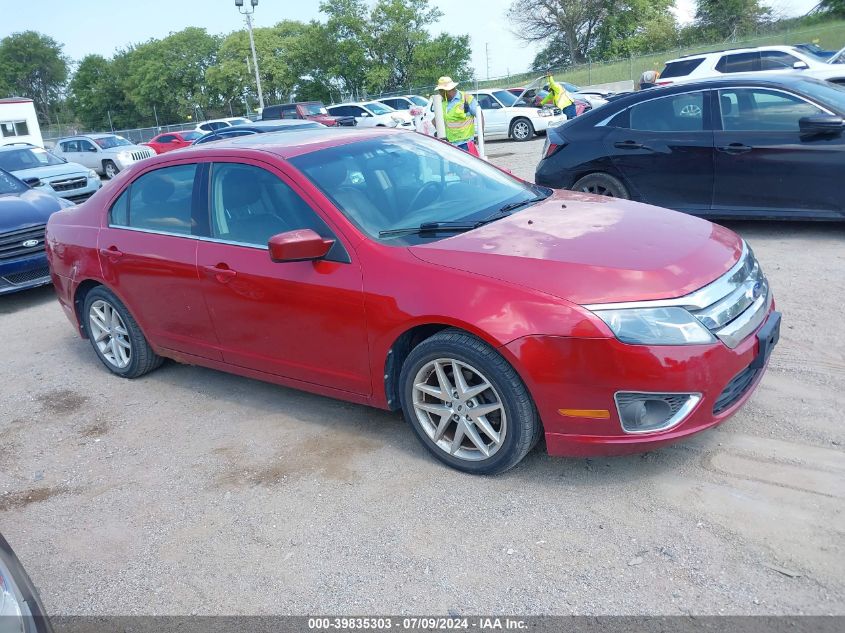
[143,130,203,154]
[44,129,779,474]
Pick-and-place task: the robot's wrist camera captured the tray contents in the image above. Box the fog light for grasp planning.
[614,392,701,434]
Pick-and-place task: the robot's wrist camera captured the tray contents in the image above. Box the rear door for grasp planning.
[712,86,843,218]
[603,90,715,212]
[98,161,222,360]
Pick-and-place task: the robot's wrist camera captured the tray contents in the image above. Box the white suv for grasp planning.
[658,45,837,85]
[468,89,566,141]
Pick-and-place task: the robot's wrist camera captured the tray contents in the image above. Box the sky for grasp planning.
[0,0,823,79]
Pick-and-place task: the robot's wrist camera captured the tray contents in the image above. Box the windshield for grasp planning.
[290,133,542,245]
[793,45,830,62]
[492,90,518,106]
[94,135,132,149]
[302,103,328,116]
[0,169,27,195]
[228,118,251,125]
[181,131,202,140]
[831,47,845,64]
[797,78,845,112]
[366,102,393,115]
[0,147,66,171]
[408,95,428,106]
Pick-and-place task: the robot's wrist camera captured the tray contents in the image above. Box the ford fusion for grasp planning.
[45,129,779,474]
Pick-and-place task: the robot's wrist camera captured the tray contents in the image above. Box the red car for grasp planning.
[143,130,203,154]
[45,129,779,474]
[260,101,356,127]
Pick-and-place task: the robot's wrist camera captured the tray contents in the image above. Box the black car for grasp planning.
[0,532,53,632]
[192,119,325,145]
[536,75,845,220]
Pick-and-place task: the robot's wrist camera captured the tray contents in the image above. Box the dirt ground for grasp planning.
[1,138,843,616]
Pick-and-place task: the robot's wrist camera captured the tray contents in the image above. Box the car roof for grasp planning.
[0,144,37,152]
[666,44,804,63]
[165,127,404,161]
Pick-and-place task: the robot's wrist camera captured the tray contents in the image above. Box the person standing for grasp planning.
[436,76,480,154]
[540,71,576,120]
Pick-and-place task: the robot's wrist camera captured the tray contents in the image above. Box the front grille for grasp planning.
[50,176,87,192]
[2,266,50,286]
[130,149,153,161]
[0,225,46,261]
[65,191,95,204]
[713,365,760,414]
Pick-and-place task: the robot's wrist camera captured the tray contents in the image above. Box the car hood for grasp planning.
[11,162,89,180]
[409,193,743,306]
[0,188,64,231]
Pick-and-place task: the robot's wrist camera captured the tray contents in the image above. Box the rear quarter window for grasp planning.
[660,58,705,79]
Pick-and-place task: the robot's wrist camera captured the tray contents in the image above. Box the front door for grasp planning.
[472,93,508,136]
[604,90,715,213]
[713,87,844,218]
[196,160,371,396]
[98,162,222,360]
[78,138,101,171]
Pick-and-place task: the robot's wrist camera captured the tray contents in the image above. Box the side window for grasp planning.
[209,163,334,248]
[117,164,198,234]
[350,106,367,117]
[474,94,495,109]
[716,52,760,73]
[719,88,824,132]
[158,134,176,143]
[61,141,78,152]
[629,92,706,132]
[760,51,800,70]
[281,106,299,120]
[329,106,348,117]
[79,140,97,152]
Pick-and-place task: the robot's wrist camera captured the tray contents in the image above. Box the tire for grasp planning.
[103,160,119,179]
[571,172,630,199]
[509,118,534,142]
[82,286,163,379]
[399,328,540,475]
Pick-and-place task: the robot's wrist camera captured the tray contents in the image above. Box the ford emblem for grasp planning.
[22,239,39,248]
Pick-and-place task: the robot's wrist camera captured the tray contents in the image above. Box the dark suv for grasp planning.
[260,101,356,127]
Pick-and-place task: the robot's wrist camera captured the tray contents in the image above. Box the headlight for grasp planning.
[537,109,552,117]
[87,170,98,179]
[593,307,715,345]
[117,151,131,160]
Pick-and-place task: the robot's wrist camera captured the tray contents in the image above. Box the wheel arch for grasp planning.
[508,116,533,139]
[73,279,104,338]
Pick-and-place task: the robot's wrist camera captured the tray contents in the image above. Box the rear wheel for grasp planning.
[510,118,534,142]
[399,329,540,475]
[571,173,629,199]
[82,287,163,378]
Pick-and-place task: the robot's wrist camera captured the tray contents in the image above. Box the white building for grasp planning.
[0,98,43,147]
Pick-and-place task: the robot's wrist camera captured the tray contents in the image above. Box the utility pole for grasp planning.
[236,0,265,111]
[485,42,491,80]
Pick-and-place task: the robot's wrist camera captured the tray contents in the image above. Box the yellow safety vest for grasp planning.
[443,93,475,144]
[542,78,573,109]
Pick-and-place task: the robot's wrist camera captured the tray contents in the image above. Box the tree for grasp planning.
[507,0,608,65]
[813,0,845,17]
[695,0,772,40]
[594,0,678,58]
[0,31,68,123]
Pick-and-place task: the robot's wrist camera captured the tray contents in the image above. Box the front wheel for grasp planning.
[510,118,535,142]
[399,329,541,475]
[571,173,630,199]
[103,160,119,179]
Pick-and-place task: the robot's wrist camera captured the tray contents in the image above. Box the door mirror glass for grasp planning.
[799,114,844,135]
[793,61,809,70]
[268,229,334,262]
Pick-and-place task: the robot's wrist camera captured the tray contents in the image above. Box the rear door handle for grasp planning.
[99,246,123,261]
[202,264,237,284]
[614,140,652,151]
[717,143,752,155]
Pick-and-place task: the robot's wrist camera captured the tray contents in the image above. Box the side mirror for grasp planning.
[268,229,334,262]
[360,112,371,117]
[490,102,502,109]
[793,61,809,70]
[799,114,844,136]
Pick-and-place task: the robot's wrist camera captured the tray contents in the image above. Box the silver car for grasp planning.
[0,144,101,203]
[53,134,155,179]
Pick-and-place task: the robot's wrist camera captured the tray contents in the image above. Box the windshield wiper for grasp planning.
[491,195,549,217]
[379,221,481,238]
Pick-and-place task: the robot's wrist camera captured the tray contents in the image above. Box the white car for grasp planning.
[326,102,414,128]
[194,117,252,133]
[658,45,839,86]
[375,95,430,111]
[468,89,566,142]
[53,134,154,179]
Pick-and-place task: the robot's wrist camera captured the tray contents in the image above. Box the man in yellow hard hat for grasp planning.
[540,70,576,120]
[436,76,479,154]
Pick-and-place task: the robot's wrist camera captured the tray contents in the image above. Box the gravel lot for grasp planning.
[1,137,843,616]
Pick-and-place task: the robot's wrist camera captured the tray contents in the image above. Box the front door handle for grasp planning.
[202,264,237,284]
[717,143,752,155]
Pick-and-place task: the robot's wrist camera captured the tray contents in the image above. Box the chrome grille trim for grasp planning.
[585,241,771,349]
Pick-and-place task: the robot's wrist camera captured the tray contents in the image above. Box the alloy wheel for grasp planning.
[581,183,613,196]
[88,299,132,369]
[512,121,530,140]
[412,358,507,461]
[105,162,118,178]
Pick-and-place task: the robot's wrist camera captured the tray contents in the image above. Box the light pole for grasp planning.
[235,0,265,112]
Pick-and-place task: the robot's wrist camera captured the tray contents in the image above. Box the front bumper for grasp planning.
[503,305,779,457]
[533,115,567,132]
[40,176,101,203]
[0,252,51,295]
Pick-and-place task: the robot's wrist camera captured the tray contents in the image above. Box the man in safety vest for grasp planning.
[436,76,479,154]
[540,71,576,120]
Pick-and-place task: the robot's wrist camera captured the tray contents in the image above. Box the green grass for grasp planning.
[474,20,845,90]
